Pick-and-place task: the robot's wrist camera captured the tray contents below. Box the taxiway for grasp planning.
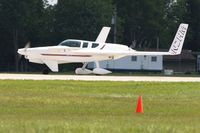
[0,73,200,82]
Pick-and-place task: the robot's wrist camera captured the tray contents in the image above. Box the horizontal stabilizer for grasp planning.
[43,60,58,72]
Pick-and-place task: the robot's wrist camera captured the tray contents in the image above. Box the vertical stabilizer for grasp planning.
[169,23,188,55]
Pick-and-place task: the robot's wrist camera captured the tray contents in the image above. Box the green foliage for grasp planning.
[54,0,113,41]
[0,0,47,71]
[0,80,200,132]
[184,0,200,50]
[114,0,167,48]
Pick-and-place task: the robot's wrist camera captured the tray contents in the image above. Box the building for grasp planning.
[87,50,196,73]
[164,50,196,73]
[87,55,163,71]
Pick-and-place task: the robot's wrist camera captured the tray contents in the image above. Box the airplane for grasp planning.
[18,23,188,75]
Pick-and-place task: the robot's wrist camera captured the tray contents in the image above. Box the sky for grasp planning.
[47,0,58,5]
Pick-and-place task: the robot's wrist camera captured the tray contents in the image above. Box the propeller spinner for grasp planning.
[18,42,30,55]
[18,42,31,59]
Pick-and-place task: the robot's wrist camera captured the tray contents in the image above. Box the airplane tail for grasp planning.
[168,23,188,55]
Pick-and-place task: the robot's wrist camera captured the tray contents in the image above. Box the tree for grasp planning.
[184,0,200,51]
[0,0,46,71]
[54,0,113,42]
[113,0,168,49]
[164,0,200,51]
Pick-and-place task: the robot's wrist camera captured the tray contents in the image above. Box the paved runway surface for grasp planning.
[0,73,200,82]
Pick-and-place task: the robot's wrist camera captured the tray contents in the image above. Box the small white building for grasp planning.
[87,55,163,71]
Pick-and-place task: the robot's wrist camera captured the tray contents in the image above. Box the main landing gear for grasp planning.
[75,61,111,75]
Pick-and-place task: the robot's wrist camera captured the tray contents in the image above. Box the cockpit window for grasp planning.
[92,43,99,48]
[83,42,88,48]
[59,40,81,47]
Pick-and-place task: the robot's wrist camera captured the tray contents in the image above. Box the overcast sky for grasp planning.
[47,0,58,5]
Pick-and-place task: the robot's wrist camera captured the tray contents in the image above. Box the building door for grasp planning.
[141,55,149,70]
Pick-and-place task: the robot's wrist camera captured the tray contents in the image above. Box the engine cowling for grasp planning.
[75,68,92,75]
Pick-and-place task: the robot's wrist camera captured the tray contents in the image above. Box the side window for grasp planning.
[83,42,88,48]
[131,56,137,62]
[92,43,99,48]
[151,56,157,62]
[70,41,81,47]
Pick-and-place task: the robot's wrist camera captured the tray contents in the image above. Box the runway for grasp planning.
[0,73,200,82]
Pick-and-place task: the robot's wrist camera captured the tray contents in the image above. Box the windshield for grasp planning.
[59,40,81,47]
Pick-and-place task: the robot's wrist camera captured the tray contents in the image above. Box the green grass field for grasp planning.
[0,80,200,133]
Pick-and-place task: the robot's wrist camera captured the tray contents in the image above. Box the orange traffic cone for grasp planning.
[136,96,144,113]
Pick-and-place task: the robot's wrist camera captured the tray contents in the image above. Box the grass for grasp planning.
[0,80,200,133]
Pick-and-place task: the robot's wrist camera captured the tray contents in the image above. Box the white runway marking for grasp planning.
[0,74,200,82]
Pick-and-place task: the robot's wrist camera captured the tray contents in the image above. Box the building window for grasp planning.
[83,42,88,48]
[131,56,137,61]
[151,56,157,62]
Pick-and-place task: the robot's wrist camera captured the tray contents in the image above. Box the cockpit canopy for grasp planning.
[58,40,81,47]
[58,39,100,48]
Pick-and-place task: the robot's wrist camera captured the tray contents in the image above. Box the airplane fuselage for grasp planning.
[18,39,129,64]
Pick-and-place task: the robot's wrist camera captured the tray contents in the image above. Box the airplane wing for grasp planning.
[42,60,58,72]
[95,27,111,43]
[73,49,171,57]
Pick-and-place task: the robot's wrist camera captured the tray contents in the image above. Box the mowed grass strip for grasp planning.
[0,80,200,133]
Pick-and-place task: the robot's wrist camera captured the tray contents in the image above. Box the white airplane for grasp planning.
[18,23,188,75]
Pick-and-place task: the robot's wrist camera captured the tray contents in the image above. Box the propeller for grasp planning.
[24,41,30,49]
[18,42,31,60]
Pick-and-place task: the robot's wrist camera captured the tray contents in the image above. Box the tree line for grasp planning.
[0,0,200,72]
